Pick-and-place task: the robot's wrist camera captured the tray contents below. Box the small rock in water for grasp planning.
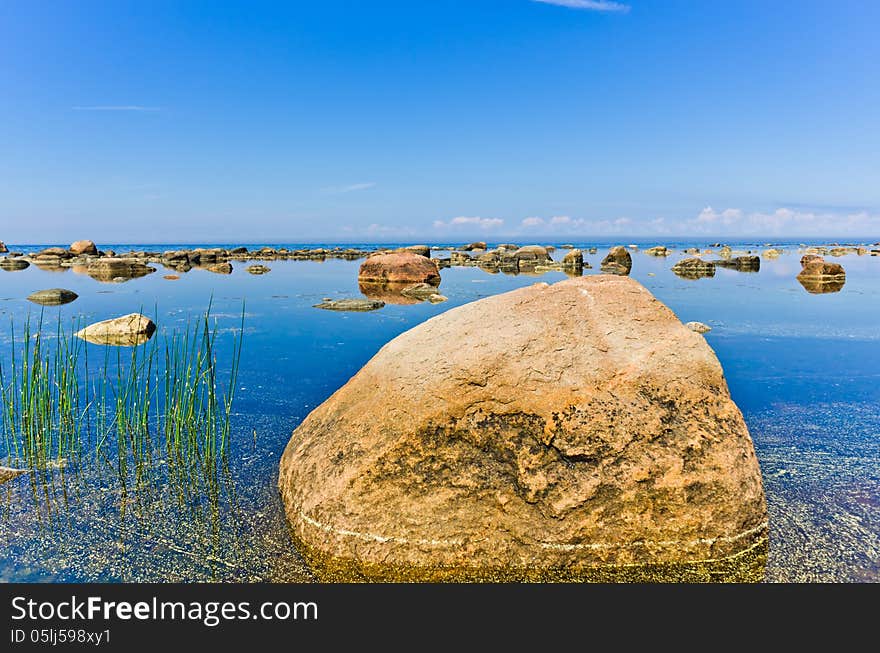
[400,283,445,301]
[26,288,79,306]
[163,274,180,280]
[686,321,712,334]
[313,298,385,312]
[0,258,29,271]
[247,265,271,275]
[75,313,157,346]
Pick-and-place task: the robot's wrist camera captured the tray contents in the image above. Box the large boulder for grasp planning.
[0,241,7,253]
[279,276,768,582]
[562,249,584,272]
[513,246,551,271]
[69,240,98,256]
[796,256,845,294]
[75,313,156,346]
[358,252,441,285]
[600,246,632,275]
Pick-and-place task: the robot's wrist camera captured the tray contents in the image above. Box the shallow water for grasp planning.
[0,241,877,582]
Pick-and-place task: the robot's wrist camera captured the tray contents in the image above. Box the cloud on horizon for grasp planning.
[687,206,880,237]
[433,216,505,231]
[71,105,160,111]
[531,0,631,13]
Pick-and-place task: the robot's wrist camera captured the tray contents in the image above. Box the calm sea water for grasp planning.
[0,240,878,582]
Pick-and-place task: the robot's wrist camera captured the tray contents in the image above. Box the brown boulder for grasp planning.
[279,275,767,582]
[69,240,98,256]
[75,313,157,346]
[562,249,584,271]
[0,241,7,253]
[600,246,632,275]
[358,252,440,286]
[462,242,487,251]
[796,256,845,293]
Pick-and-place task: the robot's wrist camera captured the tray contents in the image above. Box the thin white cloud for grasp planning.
[72,105,160,111]
[688,206,880,236]
[517,214,640,235]
[532,0,630,13]
[322,182,377,194]
[433,216,505,230]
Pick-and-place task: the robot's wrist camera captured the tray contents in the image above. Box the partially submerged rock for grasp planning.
[75,313,157,346]
[0,466,27,485]
[562,249,584,272]
[27,288,79,306]
[600,246,632,275]
[686,321,712,334]
[461,242,487,251]
[672,258,716,280]
[796,256,845,294]
[279,275,768,582]
[713,256,760,272]
[0,258,29,271]
[645,246,669,257]
[247,265,271,275]
[0,241,7,253]
[314,298,385,312]
[397,245,431,258]
[358,252,441,286]
[400,283,447,303]
[204,262,233,274]
[86,258,156,283]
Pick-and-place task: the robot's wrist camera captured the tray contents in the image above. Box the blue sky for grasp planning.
[1,0,878,243]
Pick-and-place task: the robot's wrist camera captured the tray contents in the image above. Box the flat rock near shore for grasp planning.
[279,275,767,581]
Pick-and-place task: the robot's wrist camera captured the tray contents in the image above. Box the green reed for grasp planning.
[0,305,245,490]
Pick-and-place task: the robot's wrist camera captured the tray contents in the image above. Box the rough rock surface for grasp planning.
[247,264,271,274]
[27,288,79,306]
[279,275,768,581]
[600,246,632,275]
[75,313,157,346]
[358,252,441,285]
